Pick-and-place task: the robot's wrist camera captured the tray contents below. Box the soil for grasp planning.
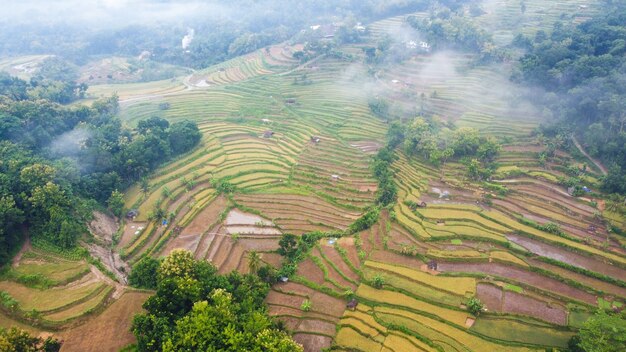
[296,258,326,285]
[88,212,119,245]
[58,291,150,352]
[225,208,273,226]
[503,290,568,325]
[477,283,503,311]
[507,234,626,278]
[293,333,333,352]
[87,211,128,285]
[369,250,424,269]
[437,262,597,304]
[181,195,228,236]
[12,234,31,267]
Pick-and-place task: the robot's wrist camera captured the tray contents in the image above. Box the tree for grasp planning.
[129,257,160,289]
[575,311,626,352]
[247,251,262,274]
[467,297,484,315]
[277,234,298,259]
[0,327,61,352]
[107,189,125,217]
[158,249,195,280]
[168,120,201,155]
[372,274,385,289]
[161,290,302,352]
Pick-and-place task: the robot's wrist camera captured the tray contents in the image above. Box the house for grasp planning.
[346,299,358,310]
[311,136,321,143]
[331,174,339,181]
[261,118,271,123]
[126,209,139,219]
[263,130,274,138]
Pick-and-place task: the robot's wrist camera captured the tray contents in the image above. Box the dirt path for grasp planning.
[89,265,126,299]
[572,135,607,176]
[12,234,31,267]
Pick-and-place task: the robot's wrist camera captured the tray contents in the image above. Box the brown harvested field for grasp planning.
[293,333,333,352]
[297,318,337,335]
[369,250,424,270]
[507,234,626,278]
[296,258,326,285]
[117,222,148,249]
[180,195,227,235]
[437,262,597,305]
[261,252,282,267]
[477,283,503,311]
[313,249,356,290]
[503,290,568,325]
[59,291,151,352]
[337,237,361,268]
[528,258,626,298]
[162,233,202,255]
[319,245,360,282]
[266,289,306,308]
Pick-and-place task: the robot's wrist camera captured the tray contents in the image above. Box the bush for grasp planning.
[467,297,484,316]
[372,274,385,289]
[300,299,312,312]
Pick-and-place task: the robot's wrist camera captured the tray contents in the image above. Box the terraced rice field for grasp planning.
[34,0,622,350]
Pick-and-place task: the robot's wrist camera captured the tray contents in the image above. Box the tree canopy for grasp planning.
[130,249,302,352]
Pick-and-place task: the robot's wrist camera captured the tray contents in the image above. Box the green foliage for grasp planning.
[0,327,61,352]
[372,147,398,206]
[300,299,312,312]
[129,257,160,290]
[0,291,18,310]
[572,311,626,352]
[467,297,484,316]
[107,189,125,218]
[368,97,390,119]
[372,274,385,289]
[277,234,298,259]
[212,178,236,194]
[348,207,380,234]
[403,117,501,167]
[132,250,300,351]
[515,4,626,194]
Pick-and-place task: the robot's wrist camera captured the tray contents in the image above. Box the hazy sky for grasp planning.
[0,0,232,26]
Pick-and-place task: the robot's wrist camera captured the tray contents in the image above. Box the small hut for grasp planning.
[427,260,438,271]
[346,299,358,311]
[417,201,427,208]
[311,136,321,143]
[126,209,139,219]
[263,130,274,138]
[331,174,339,181]
[285,98,297,105]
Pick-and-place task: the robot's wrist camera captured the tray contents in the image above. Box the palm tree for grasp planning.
[247,251,261,274]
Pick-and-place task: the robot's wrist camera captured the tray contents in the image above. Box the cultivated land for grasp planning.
[2,1,624,351]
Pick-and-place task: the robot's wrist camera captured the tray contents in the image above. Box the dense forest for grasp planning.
[513,1,626,194]
[0,74,201,266]
[0,0,442,69]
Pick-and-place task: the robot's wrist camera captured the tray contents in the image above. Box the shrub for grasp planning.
[467,297,484,316]
[372,274,385,289]
[300,299,312,312]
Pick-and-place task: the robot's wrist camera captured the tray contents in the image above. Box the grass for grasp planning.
[471,316,573,348]
[375,307,537,352]
[364,260,476,296]
[504,283,524,293]
[0,279,106,312]
[12,257,89,284]
[357,284,469,327]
